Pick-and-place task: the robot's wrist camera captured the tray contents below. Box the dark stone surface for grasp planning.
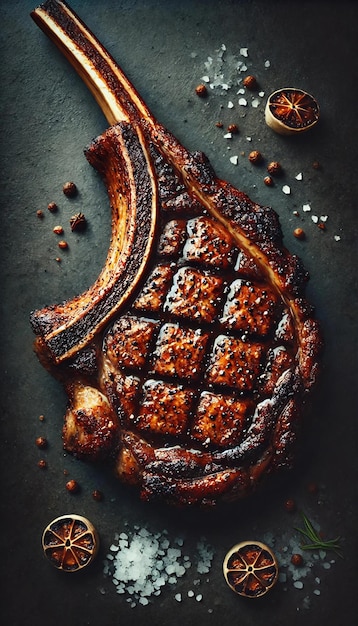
[1,1,357,625]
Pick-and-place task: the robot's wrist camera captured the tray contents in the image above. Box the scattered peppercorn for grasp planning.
[38,459,47,469]
[312,160,321,170]
[53,225,64,235]
[55,257,62,263]
[70,212,87,232]
[264,175,274,187]
[215,121,224,128]
[36,210,44,219]
[66,479,80,493]
[293,227,305,240]
[227,123,239,134]
[63,181,77,197]
[39,414,45,422]
[291,553,304,567]
[318,222,326,231]
[284,499,296,512]
[243,75,257,90]
[63,469,69,475]
[307,481,319,494]
[47,201,58,213]
[35,436,48,449]
[58,240,68,249]
[195,83,208,97]
[92,489,104,502]
[248,150,263,164]
[267,161,282,176]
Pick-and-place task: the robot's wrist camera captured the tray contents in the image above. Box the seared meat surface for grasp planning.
[30,1,322,506]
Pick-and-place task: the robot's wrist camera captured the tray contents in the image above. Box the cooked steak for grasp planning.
[30,0,322,506]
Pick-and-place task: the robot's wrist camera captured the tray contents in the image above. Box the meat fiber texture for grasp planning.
[30,0,322,507]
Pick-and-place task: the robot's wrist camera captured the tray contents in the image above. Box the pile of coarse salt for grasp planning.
[103,525,214,608]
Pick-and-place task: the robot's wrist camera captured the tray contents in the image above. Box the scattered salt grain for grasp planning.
[264,59,271,68]
[311,215,319,223]
[188,590,195,598]
[313,589,321,596]
[259,91,265,97]
[238,97,247,106]
[201,75,210,83]
[282,185,291,195]
[224,132,232,139]
[251,98,260,108]
[240,47,248,57]
[322,562,331,570]
[334,235,341,241]
[320,215,328,222]
[237,88,245,95]
[303,204,311,212]
[228,101,234,108]
[230,155,239,165]
[196,594,203,602]
[295,172,303,180]
[175,593,182,602]
[293,581,304,589]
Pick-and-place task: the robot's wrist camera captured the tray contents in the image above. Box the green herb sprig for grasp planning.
[295,514,342,558]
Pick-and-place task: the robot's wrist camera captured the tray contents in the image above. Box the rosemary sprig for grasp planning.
[294,513,342,557]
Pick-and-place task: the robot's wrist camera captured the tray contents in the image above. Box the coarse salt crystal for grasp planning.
[246,136,252,141]
[251,98,260,108]
[224,132,232,139]
[237,87,245,95]
[238,97,247,106]
[320,215,328,222]
[228,101,234,108]
[240,47,248,57]
[196,594,203,602]
[311,215,319,223]
[303,204,311,212]
[295,172,303,180]
[264,60,271,68]
[313,589,321,596]
[334,235,341,241]
[230,155,239,165]
[175,593,182,602]
[293,581,304,589]
[259,91,265,97]
[188,590,195,597]
[282,185,291,195]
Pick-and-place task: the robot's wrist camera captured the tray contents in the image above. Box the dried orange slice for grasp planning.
[265,88,320,135]
[42,514,99,572]
[223,541,278,598]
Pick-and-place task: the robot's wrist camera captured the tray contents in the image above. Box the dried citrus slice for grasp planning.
[42,514,99,572]
[265,88,319,135]
[223,541,278,598]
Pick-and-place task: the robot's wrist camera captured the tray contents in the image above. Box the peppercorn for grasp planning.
[243,75,257,90]
[318,222,326,231]
[47,201,58,213]
[55,257,62,263]
[227,123,239,134]
[66,479,80,493]
[53,225,64,235]
[58,240,68,249]
[267,161,282,176]
[291,553,304,567]
[264,175,274,187]
[215,121,223,128]
[248,150,263,164]
[36,210,44,219]
[70,212,87,232]
[38,459,47,469]
[312,160,321,170]
[92,489,103,501]
[39,414,45,422]
[195,84,208,97]
[35,436,48,449]
[284,498,296,512]
[293,227,305,240]
[63,181,77,197]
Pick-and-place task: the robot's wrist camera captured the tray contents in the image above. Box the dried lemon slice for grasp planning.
[42,514,99,572]
[223,541,278,598]
[265,88,320,135]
